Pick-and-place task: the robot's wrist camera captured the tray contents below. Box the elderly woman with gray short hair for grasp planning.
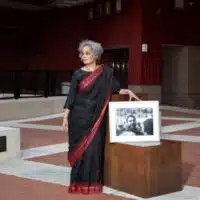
[62,40,141,194]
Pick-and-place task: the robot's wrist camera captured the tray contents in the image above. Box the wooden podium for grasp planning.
[104,95,183,198]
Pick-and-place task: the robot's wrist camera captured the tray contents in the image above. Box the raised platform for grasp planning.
[0,126,20,162]
[0,96,66,121]
[104,140,182,198]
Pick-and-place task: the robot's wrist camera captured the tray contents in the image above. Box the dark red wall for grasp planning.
[85,0,142,84]
[22,0,143,84]
[0,8,47,70]
[1,0,200,85]
[142,0,200,45]
[140,0,200,84]
[29,7,88,70]
[29,0,143,84]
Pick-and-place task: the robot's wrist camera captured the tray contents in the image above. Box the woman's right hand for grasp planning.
[62,118,68,132]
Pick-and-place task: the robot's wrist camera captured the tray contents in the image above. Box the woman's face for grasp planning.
[81,46,96,65]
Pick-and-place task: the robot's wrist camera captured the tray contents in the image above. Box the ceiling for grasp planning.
[0,0,94,10]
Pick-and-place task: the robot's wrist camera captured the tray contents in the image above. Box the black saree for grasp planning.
[64,65,120,194]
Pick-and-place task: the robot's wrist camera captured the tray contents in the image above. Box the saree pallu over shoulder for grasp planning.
[79,66,103,93]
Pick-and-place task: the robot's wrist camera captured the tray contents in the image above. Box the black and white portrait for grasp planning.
[109,101,160,143]
[116,108,153,136]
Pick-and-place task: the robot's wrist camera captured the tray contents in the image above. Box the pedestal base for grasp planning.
[104,140,182,198]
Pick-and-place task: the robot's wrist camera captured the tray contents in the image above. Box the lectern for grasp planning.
[104,95,182,198]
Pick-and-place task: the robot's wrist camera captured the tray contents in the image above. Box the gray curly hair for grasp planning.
[78,39,104,60]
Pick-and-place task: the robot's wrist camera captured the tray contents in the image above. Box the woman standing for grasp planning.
[62,40,141,194]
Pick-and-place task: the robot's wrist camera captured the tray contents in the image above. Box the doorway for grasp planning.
[102,48,129,88]
[161,45,188,106]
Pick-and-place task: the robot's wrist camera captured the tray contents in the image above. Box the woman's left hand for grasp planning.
[119,89,142,101]
[127,90,142,101]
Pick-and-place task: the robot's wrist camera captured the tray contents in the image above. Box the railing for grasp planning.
[0,70,73,99]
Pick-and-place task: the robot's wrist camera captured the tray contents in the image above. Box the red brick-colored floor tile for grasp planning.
[171,127,200,136]
[161,119,191,126]
[161,110,200,118]
[182,142,200,187]
[0,174,132,200]
[25,117,63,126]
[21,128,67,149]
[28,152,70,167]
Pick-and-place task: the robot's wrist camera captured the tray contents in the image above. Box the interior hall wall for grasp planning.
[0,0,143,85]
[0,9,48,70]
[28,7,88,70]
[140,0,200,85]
[85,0,142,85]
[30,0,143,85]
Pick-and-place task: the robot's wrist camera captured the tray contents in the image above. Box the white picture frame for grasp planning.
[108,101,160,143]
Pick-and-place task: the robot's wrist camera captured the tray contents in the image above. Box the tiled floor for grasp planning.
[1,105,200,199]
[182,142,200,187]
[24,117,63,126]
[20,128,67,149]
[171,127,200,136]
[161,119,192,126]
[0,173,131,200]
[28,152,69,167]
[161,109,200,118]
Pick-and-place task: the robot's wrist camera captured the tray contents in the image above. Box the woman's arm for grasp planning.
[62,72,78,132]
[63,72,78,110]
[111,73,141,101]
[119,88,141,101]
[63,108,70,119]
[62,108,70,132]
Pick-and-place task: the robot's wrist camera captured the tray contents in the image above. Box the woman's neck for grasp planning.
[84,63,99,72]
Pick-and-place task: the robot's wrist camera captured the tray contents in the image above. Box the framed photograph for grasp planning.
[108,101,160,143]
